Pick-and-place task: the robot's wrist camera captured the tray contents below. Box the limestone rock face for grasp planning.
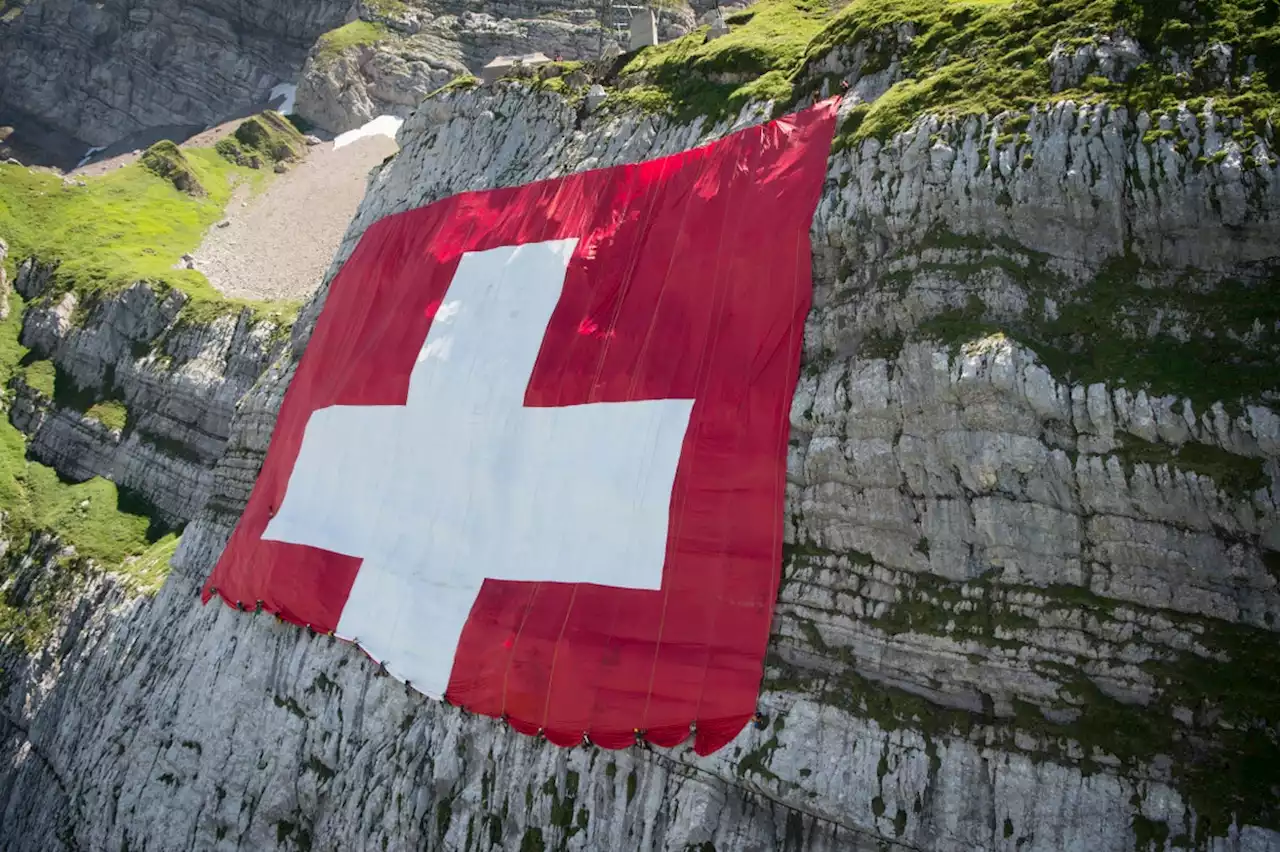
[10,272,289,526]
[2,78,1280,852]
[0,0,714,146]
[1048,33,1146,92]
[294,0,610,134]
[293,0,712,134]
[0,0,353,147]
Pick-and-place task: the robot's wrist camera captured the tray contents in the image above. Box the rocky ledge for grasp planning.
[7,259,290,527]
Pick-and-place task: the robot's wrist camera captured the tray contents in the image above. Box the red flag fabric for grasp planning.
[204,98,838,755]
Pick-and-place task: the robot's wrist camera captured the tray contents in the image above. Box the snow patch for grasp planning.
[76,145,106,169]
[333,115,404,150]
[270,83,298,115]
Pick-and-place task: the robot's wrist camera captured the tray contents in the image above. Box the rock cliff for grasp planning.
[2,1,1280,850]
[291,0,711,134]
[9,266,290,527]
[0,0,352,148]
[0,0,655,150]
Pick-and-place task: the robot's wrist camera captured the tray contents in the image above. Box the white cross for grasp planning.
[261,239,695,698]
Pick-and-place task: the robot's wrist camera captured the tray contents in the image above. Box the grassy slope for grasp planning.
[0,293,155,569]
[615,0,835,120]
[613,0,1280,141]
[315,20,388,66]
[0,119,304,638]
[0,140,295,326]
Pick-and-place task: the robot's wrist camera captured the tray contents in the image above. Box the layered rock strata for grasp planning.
[0,0,352,147]
[1,63,1278,852]
[8,261,290,526]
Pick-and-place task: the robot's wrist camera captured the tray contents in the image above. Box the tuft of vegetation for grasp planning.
[1117,435,1270,497]
[116,534,180,595]
[84,399,128,432]
[607,0,1280,144]
[215,111,307,170]
[824,0,1280,144]
[770,549,1280,841]
[19,358,55,397]
[532,62,592,100]
[614,0,835,122]
[0,298,159,569]
[0,132,294,324]
[314,20,388,66]
[908,235,1280,412]
[427,74,482,100]
[139,140,206,196]
[232,111,306,163]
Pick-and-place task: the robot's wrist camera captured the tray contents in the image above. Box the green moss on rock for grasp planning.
[1117,435,1268,497]
[608,0,1280,144]
[429,74,481,99]
[0,289,174,652]
[824,0,1280,145]
[0,135,294,327]
[85,399,128,432]
[314,20,388,66]
[773,551,1280,839]
[615,0,834,121]
[139,140,206,197]
[117,534,180,595]
[218,111,307,169]
[908,236,1280,412]
[19,358,54,397]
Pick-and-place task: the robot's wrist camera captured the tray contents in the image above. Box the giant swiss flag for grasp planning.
[204,98,837,755]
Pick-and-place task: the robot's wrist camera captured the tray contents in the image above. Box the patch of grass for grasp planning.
[0,290,166,625]
[0,134,296,328]
[116,533,180,594]
[139,140,205,196]
[229,112,306,166]
[0,160,234,298]
[519,827,545,852]
[1036,265,1280,413]
[429,74,481,99]
[0,291,23,381]
[1117,435,1269,497]
[826,0,1280,144]
[918,293,999,353]
[21,470,155,566]
[84,399,128,432]
[607,0,1280,143]
[773,550,1280,838]
[214,112,306,172]
[614,0,835,121]
[532,62,592,100]
[903,236,1280,411]
[19,358,54,396]
[315,20,388,66]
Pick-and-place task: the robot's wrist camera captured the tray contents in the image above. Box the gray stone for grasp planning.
[585,83,608,110]
[0,0,352,147]
[10,282,289,526]
[295,0,621,134]
[630,7,658,50]
[706,8,730,41]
